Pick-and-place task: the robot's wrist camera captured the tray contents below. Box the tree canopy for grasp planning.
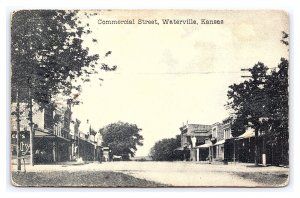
[11,10,116,110]
[100,122,143,160]
[227,62,270,137]
[226,32,289,165]
[150,135,182,161]
[227,36,288,140]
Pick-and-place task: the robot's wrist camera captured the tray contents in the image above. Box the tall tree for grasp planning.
[227,32,289,165]
[227,62,270,165]
[11,10,116,167]
[11,10,117,128]
[100,122,143,160]
[264,58,289,165]
[11,10,111,108]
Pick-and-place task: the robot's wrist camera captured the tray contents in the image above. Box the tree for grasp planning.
[11,10,116,108]
[150,135,182,161]
[273,33,289,152]
[227,62,272,165]
[100,122,143,160]
[264,58,289,165]
[11,10,116,168]
[226,32,289,165]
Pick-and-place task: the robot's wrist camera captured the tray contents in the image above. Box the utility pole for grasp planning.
[16,88,21,171]
[29,87,34,166]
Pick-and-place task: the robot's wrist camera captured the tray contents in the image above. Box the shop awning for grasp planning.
[34,128,55,137]
[56,135,71,142]
[78,137,96,146]
[34,128,70,142]
[214,139,225,146]
[196,142,212,148]
[238,128,255,139]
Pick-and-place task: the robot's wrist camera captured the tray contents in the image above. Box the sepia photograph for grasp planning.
[10,10,289,187]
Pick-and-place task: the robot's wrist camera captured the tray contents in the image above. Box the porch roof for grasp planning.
[214,139,225,146]
[35,128,55,137]
[238,128,255,139]
[196,142,212,148]
[34,128,70,142]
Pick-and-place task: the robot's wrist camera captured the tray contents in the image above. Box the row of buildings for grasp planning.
[11,101,287,166]
[11,101,110,165]
[176,118,287,166]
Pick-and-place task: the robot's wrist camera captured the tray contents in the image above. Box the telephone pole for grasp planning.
[29,87,34,166]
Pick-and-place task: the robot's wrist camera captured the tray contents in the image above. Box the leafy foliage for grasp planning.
[264,58,289,147]
[226,32,289,164]
[100,122,143,160]
[11,10,116,109]
[227,62,270,137]
[227,60,289,137]
[150,135,182,161]
[11,10,117,132]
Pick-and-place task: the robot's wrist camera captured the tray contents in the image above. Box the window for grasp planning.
[212,127,217,138]
[224,128,231,139]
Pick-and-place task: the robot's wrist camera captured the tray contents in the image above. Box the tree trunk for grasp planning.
[16,89,21,171]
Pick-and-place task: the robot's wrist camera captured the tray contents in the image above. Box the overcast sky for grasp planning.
[72,10,288,156]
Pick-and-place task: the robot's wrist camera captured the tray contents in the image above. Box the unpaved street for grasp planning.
[11,161,289,187]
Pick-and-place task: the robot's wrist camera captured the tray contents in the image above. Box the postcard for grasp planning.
[11,10,289,187]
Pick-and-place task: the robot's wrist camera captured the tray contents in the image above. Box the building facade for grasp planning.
[178,117,287,166]
[178,118,235,163]
[11,101,72,164]
[179,123,211,161]
[11,101,104,165]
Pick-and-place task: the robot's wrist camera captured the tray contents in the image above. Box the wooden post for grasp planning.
[262,135,267,166]
[77,128,80,160]
[211,145,214,162]
[254,129,259,166]
[233,139,236,164]
[53,140,56,162]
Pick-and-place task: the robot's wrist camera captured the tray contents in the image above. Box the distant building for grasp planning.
[177,118,234,162]
[209,122,224,161]
[179,123,211,161]
[209,117,233,162]
[70,119,99,162]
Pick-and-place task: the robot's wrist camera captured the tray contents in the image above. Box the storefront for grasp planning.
[34,128,71,164]
[196,142,212,161]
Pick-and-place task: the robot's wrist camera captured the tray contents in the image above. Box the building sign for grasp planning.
[11,131,31,156]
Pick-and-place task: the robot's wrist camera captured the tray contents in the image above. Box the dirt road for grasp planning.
[11,161,289,187]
